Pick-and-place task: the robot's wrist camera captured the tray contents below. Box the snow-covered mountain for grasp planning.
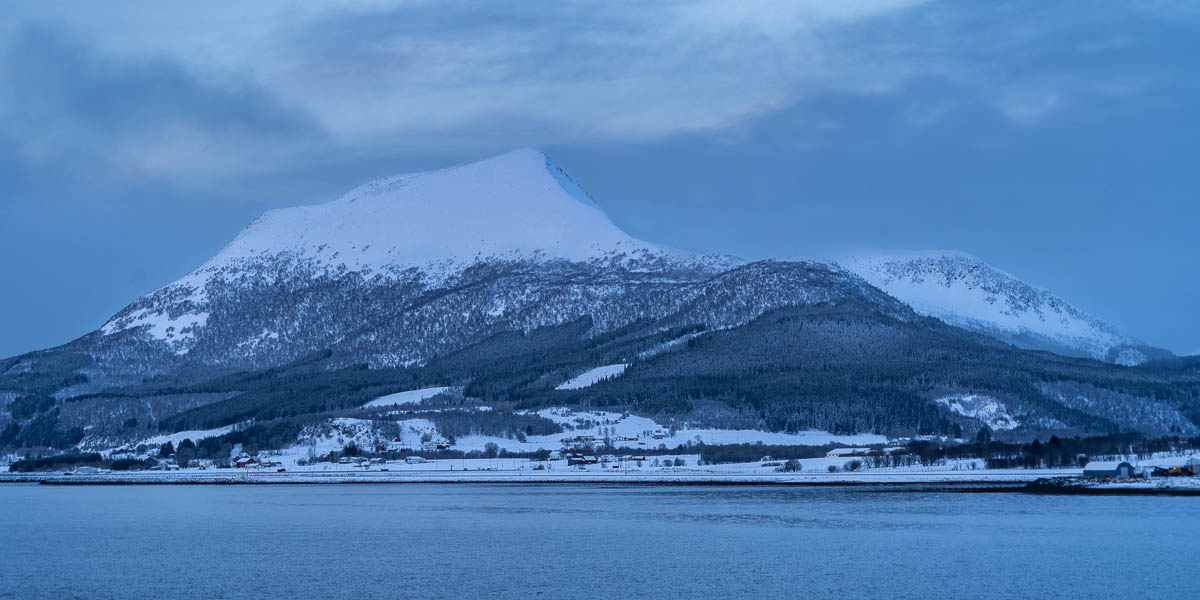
[193,148,706,278]
[835,251,1170,365]
[39,151,1170,383]
[4,149,1197,448]
[61,149,909,390]
[98,149,735,357]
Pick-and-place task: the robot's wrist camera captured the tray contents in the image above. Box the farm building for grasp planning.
[1082,461,1135,478]
[566,454,599,466]
[1141,456,1200,476]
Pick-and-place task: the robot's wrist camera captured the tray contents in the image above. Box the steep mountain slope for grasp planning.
[836,251,1171,365]
[539,302,1199,438]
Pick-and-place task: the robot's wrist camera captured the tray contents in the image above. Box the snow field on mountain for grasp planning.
[936,394,1019,430]
[555,365,628,390]
[838,251,1137,361]
[100,308,209,353]
[362,386,455,408]
[638,331,705,359]
[132,424,236,454]
[195,149,684,280]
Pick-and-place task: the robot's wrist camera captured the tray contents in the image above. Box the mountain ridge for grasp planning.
[835,250,1171,365]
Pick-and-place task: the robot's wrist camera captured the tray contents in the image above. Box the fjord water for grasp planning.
[1,484,1196,599]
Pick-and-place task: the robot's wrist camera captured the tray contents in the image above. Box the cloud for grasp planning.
[0,26,323,182]
[1,1,1195,184]
[0,2,937,182]
[271,1,934,142]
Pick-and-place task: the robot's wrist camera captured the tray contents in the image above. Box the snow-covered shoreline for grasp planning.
[6,471,1198,495]
[2,468,1071,486]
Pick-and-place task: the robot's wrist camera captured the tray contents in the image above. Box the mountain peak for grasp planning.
[200,149,677,278]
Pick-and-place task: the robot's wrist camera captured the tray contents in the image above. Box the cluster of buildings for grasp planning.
[825,447,905,459]
[1082,456,1199,479]
[559,430,669,449]
[557,452,649,467]
[233,453,284,470]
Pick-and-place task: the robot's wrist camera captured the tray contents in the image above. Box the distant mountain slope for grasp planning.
[836,251,1172,365]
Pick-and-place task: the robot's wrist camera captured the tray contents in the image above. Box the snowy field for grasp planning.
[449,408,889,453]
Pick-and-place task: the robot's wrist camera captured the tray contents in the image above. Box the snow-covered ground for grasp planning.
[183,149,708,286]
[1088,477,1200,491]
[262,418,446,468]
[85,425,239,457]
[836,251,1139,363]
[362,386,454,408]
[100,308,209,355]
[637,332,705,359]
[936,394,1018,430]
[555,364,627,390]
[442,408,889,454]
[6,458,1081,485]
[325,406,892,457]
[72,407,1200,491]
[135,425,236,449]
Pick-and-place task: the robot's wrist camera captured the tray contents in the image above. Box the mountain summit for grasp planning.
[198,148,685,278]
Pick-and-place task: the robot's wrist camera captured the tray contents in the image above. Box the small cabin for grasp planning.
[1082,461,1135,478]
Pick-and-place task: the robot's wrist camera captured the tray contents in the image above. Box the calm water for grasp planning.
[0,483,1196,599]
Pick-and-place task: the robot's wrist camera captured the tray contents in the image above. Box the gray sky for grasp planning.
[2,1,1198,357]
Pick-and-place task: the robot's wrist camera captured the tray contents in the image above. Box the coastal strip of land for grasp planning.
[3,469,1198,494]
